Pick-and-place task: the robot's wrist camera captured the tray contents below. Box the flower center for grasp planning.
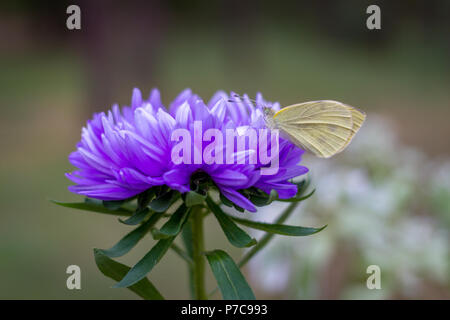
[190,170,212,195]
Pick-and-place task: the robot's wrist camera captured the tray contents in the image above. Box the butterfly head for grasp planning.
[263,107,275,118]
[262,107,277,129]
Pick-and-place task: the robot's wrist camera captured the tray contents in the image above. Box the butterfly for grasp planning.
[263,100,366,158]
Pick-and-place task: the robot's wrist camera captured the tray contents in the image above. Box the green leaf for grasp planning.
[102,200,125,210]
[276,188,315,203]
[119,208,151,225]
[138,188,155,209]
[248,188,279,207]
[185,191,206,207]
[152,204,191,239]
[220,193,234,207]
[85,198,103,206]
[51,199,133,216]
[205,250,255,300]
[98,218,154,258]
[149,190,178,212]
[118,188,159,225]
[181,219,194,259]
[113,209,188,288]
[229,215,327,236]
[294,178,310,196]
[238,199,308,267]
[144,211,165,227]
[93,249,164,300]
[170,243,193,266]
[113,236,176,288]
[248,194,269,207]
[206,197,256,248]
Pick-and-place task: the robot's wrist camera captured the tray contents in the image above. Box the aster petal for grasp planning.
[119,130,165,158]
[65,172,103,185]
[219,187,256,212]
[68,151,91,170]
[77,147,115,174]
[210,98,227,123]
[131,88,143,110]
[208,90,228,108]
[69,184,138,200]
[169,88,192,115]
[100,133,125,166]
[262,166,308,183]
[156,108,176,140]
[148,88,163,110]
[255,182,298,199]
[115,168,154,189]
[175,101,193,129]
[210,169,249,187]
[163,167,193,193]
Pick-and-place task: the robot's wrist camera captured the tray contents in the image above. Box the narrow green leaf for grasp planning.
[206,197,256,248]
[294,178,310,196]
[205,250,255,300]
[149,190,178,212]
[113,237,175,288]
[98,218,154,258]
[181,219,194,258]
[118,189,159,225]
[138,188,155,209]
[294,178,309,192]
[119,208,151,225]
[220,193,234,207]
[152,204,191,239]
[51,199,132,216]
[170,243,193,266]
[239,200,304,267]
[102,200,125,210]
[230,215,327,236]
[93,249,164,300]
[185,191,206,207]
[276,188,316,202]
[248,194,269,207]
[113,210,188,288]
[248,189,279,207]
[85,198,103,206]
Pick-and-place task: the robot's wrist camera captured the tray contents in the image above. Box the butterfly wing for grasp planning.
[337,106,366,152]
[272,100,360,158]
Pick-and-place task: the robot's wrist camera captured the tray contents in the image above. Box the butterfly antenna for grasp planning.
[231,94,259,106]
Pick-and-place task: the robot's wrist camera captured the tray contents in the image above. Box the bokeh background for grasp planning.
[0,0,449,299]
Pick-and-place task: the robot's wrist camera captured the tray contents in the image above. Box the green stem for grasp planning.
[191,205,207,300]
[238,201,300,267]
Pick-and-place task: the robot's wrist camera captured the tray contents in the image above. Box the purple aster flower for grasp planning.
[66,88,308,212]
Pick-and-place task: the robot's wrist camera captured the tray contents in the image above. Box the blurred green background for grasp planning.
[0,0,449,299]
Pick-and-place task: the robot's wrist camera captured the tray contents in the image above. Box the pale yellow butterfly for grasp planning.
[263,100,366,158]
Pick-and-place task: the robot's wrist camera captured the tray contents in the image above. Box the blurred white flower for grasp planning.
[248,116,450,299]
